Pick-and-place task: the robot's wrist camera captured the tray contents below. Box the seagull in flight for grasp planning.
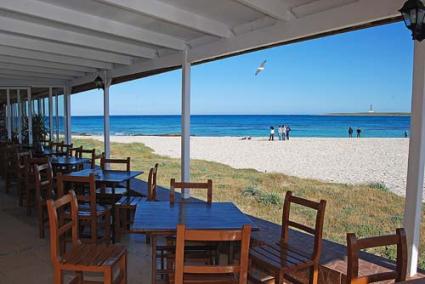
[255,60,267,76]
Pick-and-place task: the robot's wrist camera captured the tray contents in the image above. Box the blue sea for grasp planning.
[68,115,411,138]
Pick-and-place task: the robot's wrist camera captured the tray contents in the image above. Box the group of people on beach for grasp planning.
[269,125,291,141]
[348,127,362,138]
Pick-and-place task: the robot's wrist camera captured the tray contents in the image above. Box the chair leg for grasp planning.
[53,268,63,284]
[104,267,113,284]
[115,206,121,242]
[38,206,45,239]
[309,265,319,284]
[119,253,127,284]
[105,211,111,243]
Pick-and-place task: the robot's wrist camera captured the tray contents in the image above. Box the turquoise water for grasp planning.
[68,115,410,138]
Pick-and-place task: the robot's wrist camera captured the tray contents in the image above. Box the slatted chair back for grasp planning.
[174,224,251,284]
[100,154,131,171]
[346,228,407,284]
[49,141,64,153]
[80,148,97,169]
[34,162,54,202]
[56,173,97,212]
[46,191,80,265]
[61,143,73,156]
[16,151,32,178]
[68,146,83,158]
[281,191,326,263]
[170,179,213,204]
[147,163,159,201]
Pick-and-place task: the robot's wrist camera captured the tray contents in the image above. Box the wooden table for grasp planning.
[67,168,143,184]
[132,201,258,283]
[399,279,425,283]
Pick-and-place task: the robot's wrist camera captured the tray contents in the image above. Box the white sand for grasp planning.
[76,136,411,198]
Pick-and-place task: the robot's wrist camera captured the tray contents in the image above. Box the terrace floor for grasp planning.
[0,178,423,283]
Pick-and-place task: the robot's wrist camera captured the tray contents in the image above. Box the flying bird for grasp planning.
[255,60,267,76]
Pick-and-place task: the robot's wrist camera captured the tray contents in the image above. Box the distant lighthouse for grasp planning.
[368,104,375,113]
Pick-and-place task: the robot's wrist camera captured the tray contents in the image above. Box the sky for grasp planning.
[71,22,414,116]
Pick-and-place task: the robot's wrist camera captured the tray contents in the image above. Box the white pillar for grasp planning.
[17,90,22,144]
[27,87,32,145]
[6,89,11,141]
[181,48,191,199]
[404,41,425,277]
[103,71,112,160]
[64,85,72,144]
[55,92,59,141]
[48,87,53,141]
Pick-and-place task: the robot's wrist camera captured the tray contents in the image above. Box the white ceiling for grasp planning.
[0,0,404,91]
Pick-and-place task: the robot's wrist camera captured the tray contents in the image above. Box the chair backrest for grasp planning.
[147,163,159,201]
[281,191,326,263]
[16,151,32,177]
[49,141,64,153]
[56,173,97,216]
[346,228,407,284]
[80,148,97,169]
[174,224,251,284]
[68,146,83,158]
[33,162,54,203]
[101,154,130,171]
[170,179,213,204]
[61,143,73,156]
[46,191,80,265]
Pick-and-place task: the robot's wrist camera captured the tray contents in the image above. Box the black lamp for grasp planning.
[94,75,104,90]
[400,0,425,41]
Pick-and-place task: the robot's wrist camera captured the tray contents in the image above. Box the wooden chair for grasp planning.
[33,162,54,238]
[97,155,131,204]
[80,148,98,169]
[57,173,111,244]
[47,191,127,284]
[114,163,158,241]
[249,191,326,284]
[68,146,82,158]
[173,224,251,284]
[5,145,19,193]
[148,163,159,201]
[346,228,407,284]
[16,151,32,207]
[170,179,213,204]
[49,141,64,155]
[23,156,49,216]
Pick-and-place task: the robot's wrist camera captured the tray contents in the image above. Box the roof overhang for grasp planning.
[0,0,406,96]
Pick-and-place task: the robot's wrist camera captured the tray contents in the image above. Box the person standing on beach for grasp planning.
[278,125,283,141]
[348,127,353,138]
[282,125,287,141]
[356,128,361,138]
[269,126,275,141]
[286,125,291,140]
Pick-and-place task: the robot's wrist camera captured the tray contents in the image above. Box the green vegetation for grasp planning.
[74,138,425,268]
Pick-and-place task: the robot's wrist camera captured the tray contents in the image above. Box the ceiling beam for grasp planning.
[0,55,97,73]
[0,33,134,65]
[0,0,185,50]
[235,0,295,21]
[0,15,157,59]
[0,46,113,70]
[0,77,66,87]
[0,62,84,77]
[72,0,403,88]
[96,0,233,38]
[0,69,73,80]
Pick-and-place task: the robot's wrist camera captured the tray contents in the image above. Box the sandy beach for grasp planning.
[76,136,410,198]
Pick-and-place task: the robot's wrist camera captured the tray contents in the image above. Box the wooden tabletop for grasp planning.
[67,168,143,183]
[132,201,258,234]
[50,156,90,166]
